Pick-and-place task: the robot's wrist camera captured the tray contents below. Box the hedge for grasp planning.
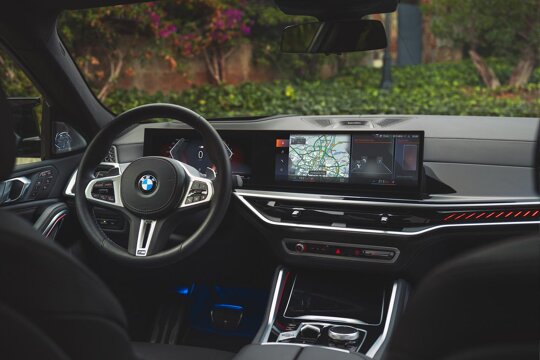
[104,61,540,118]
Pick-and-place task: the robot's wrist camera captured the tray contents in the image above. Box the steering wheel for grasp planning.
[74,104,232,267]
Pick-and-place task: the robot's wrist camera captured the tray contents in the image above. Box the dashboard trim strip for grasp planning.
[234,192,540,236]
[235,189,540,209]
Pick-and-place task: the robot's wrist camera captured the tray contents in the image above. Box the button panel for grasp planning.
[185,181,209,205]
[29,167,58,200]
[91,181,115,203]
[284,239,398,263]
[275,322,366,352]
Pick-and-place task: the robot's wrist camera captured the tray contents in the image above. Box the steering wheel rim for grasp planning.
[74,104,232,267]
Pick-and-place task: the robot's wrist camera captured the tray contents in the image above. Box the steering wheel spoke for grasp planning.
[126,213,185,257]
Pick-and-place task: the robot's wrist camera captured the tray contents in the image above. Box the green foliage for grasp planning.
[103,61,540,118]
[427,0,540,59]
[58,4,159,98]
[0,51,39,97]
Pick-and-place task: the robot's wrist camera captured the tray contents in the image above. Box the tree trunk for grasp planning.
[0,55,16,81]
[468,48,500,89]
[217,45,226,84]
[508,46,537,87]
[97,51,124,101]
[203,47,222,85]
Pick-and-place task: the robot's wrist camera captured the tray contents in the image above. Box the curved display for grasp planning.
[275,132,422,187]
[144,129,424,195]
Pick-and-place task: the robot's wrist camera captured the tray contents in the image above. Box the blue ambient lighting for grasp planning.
[213,304,244,311]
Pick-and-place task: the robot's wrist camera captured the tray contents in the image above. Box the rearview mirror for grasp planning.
[281,19,387,54]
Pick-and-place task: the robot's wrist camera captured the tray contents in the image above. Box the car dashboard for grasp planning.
[65,114,540,270]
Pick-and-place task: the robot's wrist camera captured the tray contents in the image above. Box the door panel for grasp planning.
[0,154,81,226]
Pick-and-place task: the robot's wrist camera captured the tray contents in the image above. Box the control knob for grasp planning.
[295,243,305,252]
[328,326,360,342]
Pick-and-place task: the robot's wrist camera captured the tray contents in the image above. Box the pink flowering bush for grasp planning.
[144,1,253,83]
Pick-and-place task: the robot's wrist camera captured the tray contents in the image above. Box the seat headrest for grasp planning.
[0,85,16,181]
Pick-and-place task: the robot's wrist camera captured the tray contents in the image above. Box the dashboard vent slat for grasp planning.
[313,119,332,127]
[375,117,409,127]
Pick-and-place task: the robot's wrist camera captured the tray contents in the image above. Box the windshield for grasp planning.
[57,0,539,118]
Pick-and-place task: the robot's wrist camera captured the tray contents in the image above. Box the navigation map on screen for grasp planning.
[288,134,351,182]
[275,132,422,187]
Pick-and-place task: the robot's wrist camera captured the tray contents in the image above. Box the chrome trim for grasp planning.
[261,342,350,354]
[64,146,122,197]
[283,275,386,326]
[261,269,285,342]
[135,219,157,257]
[366,282,399,358]
[282,240,399,264]
[235,193,540,236]
[235,189,540,208]
[2,177,31,203]
[41,209,68,237]
[64,170,77,197]
[275,322,367,352]
[328,326,361,342]
[276,329,300,342]
[84,174,123,208]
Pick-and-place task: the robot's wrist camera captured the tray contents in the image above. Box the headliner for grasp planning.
[8,0,147,10]
[9,0,396,16]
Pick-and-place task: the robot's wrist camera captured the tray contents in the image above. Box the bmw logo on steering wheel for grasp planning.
[138,174,158,194]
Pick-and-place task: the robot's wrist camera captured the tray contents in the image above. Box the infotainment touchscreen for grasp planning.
[274,132,422,187]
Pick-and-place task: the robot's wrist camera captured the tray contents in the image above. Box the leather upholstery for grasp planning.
[0,302,70,360]
[0,171,236,360]
[0,209,135,360]
[384,235,540,360]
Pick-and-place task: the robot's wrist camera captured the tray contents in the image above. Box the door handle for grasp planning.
[0,177,31,204]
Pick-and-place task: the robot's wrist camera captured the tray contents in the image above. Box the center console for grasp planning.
[252,268,410,358]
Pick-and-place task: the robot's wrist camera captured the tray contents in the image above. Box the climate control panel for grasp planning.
[283,239,399,263]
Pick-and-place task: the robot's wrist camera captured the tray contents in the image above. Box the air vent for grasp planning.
[103,146,117,163]
[239,194,540,235]
[313,119,332,127]
[376,117,409,127]
[442,209,540,223]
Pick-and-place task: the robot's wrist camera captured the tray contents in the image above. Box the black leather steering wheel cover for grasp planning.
[74,104,232,267]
